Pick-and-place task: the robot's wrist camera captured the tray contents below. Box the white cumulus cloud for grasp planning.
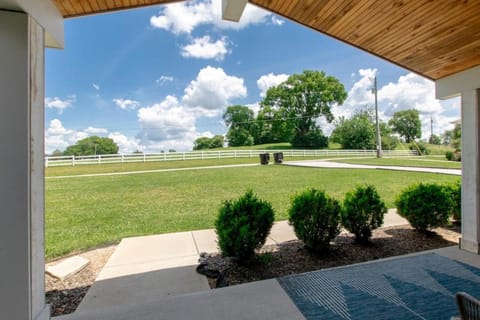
[256,73,289,97]
[113,98,140,110]
[377,72,460,139]
[323,69,460,138]
[108,132,142,154]
[45,119,112,154]
[156,75,174,85]
[181,36,229,61]
[137,95,197,143]
[150,0,281,34]
[182,66,247,116]
[85,127,108,134]
[45,95,76,114]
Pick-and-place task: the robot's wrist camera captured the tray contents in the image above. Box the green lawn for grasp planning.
[46,164,459,259]
[332,156,461,169]
[45,155,356,177]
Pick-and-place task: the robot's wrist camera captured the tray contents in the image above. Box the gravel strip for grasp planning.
[45,245,116,316]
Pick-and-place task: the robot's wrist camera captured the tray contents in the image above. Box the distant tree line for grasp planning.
[194,70,348,150]
[51,136,119,156]
[193,69,436,152]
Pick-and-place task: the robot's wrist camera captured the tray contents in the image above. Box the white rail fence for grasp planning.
[44,149,417,167]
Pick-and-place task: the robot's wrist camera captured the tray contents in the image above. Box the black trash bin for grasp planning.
[259,153,270,165]
[273,152,284,164]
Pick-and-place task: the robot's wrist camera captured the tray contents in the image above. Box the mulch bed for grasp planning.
[198,224,460,289]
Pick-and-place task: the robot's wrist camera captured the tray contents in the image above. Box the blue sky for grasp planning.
[45,0,460,154]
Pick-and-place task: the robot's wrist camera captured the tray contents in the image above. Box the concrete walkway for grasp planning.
[76,220,300,312]
[58,245,480,320]
[284,159,461,175]
[74,210,407,314]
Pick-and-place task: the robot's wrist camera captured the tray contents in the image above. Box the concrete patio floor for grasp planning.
[56,245,480,320]
[56,210,410,319]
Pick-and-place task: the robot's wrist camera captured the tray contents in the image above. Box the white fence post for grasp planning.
[183,152,185,160]
[72,155,75,166]
[143,153,146,162]
[121,154,124,163]
[45,157,49,168]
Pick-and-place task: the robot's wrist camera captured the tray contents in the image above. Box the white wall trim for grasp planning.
[436,65,480,100]
[0,0,64,48]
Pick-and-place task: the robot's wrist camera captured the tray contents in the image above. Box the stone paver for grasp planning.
[268,220,296,244]
[383,209,409,227]
[46,256,89,280]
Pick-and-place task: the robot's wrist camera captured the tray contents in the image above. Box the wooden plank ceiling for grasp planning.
[53,0,480,80]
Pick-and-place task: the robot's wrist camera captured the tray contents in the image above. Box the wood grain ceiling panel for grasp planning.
[52,0,480,80]
[53,0,179,17]
[251,0,480,80]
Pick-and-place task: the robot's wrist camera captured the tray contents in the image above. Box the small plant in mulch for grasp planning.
[443,180,461,223]
[215,189,275,262]
[288,188,341,255]
[395,183,453,234]
[342,184,387,244]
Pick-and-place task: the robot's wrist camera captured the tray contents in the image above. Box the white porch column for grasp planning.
[459,89,480,252]
[437,66,480,254]
[0,10,49,320]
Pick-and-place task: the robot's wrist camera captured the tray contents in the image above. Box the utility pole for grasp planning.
[372,76,382,158]
[430,116,433,143]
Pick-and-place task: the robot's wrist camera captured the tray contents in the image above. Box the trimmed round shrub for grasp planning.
[288,189,341,254]
[445,151,461,162]
[215,190,274,261]
[444,180,461,221]
[342,185,387,244]
[445,151,454,161]
[395,183,453,233]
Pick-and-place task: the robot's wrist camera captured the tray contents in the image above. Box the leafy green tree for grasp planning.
[193,137,213,150]
[51,149,63,156]
[443,123,461,150]
[330,109,376,149]
[63,136,119,156]
[429,134,442,145]
[223,105,256,147]
[193,135,224,150]
[209,135,225,148]
[388,109,421,143]
[227,129,254,147]
[253,107,292,145]
[260,70,347,148]
[379,122,399,150]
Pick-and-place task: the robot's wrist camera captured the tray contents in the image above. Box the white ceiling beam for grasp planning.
[222,0,248,22]
[0,0,64,48]
[436,65,480,99]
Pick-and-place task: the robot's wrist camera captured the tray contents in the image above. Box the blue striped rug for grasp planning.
[277,253,480,320]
